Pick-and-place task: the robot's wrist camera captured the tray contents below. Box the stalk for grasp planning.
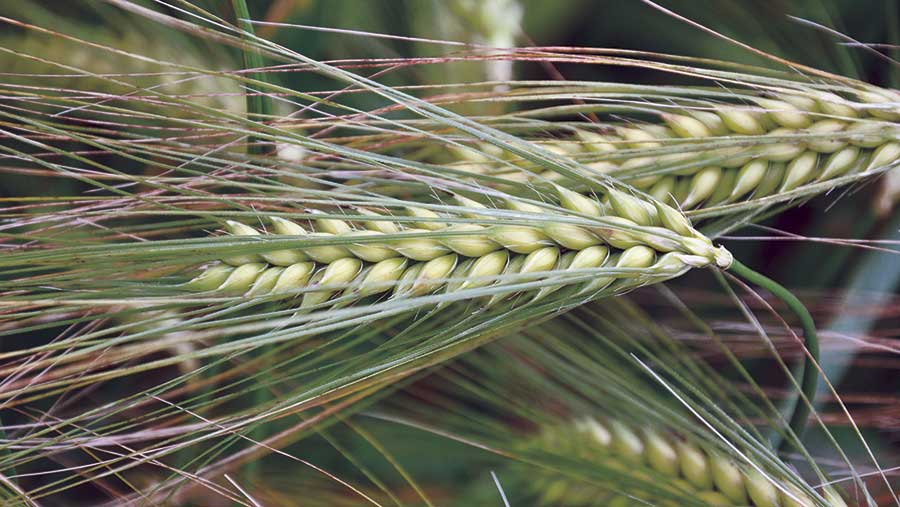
[728,260,819,455]
[231,0,273,155]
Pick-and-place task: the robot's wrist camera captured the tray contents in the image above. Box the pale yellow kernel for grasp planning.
[576,129,618,153]
[593,216,643,249]
[709,453,748,504]
[755,97,812,129]
[815,91,858,119]
[557,185,604,216]
[744,468,781,507]
[390,229,451,260]
[520,246,559,276]
[303,233,353,263]
[491,225,552,253]
[688,109,731,135]
[609,420,645,464]
[344,230,399,262]
[858,89,900,121]
[574,417,612,448]
[867,141,900,171]
[453,194,490,219]
[608,188,654,226]
[779,93,819,112]
[412,254,458,295]
[618,126,662,148]
[356,208,401,234]
[406,206,446,230]
[314,215,353,235]
[718,107,766,135]
[461,250,509,291]
[272,262,315,294]
[818,146,860,181]
[649,176,677,203]
[617,245,657,270]
[643,429,679,476]
[219,263,267,294]
[246,266,284,296]
[441,224,501,257]
[682,167,722,209]
[221,220,264,265]
[730,159,768,201]
[761,128,806,162]
[301,258,363,308]
[676,441,714,490]
[653,201,694,236]
[780,151,818,192]
[806,120,848,153]
[663,113,712,138]
[185,264,233,291]
[543,223,602,250]
[570,245,610,270]
[358,257,408,297]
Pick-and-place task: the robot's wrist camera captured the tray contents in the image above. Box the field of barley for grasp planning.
[1,1,899,506]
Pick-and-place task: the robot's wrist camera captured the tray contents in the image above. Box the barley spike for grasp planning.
[442,87,900,216]
[184,186,732,309]
[526,416,846,507]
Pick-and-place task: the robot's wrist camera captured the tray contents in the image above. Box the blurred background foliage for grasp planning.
[1,1,899,505]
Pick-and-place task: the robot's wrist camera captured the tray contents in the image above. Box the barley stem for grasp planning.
[728,259,819,455]
[231,0,273,156]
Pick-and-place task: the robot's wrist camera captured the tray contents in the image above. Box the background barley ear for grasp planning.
[0,0,898,506]
[366,299,881,506]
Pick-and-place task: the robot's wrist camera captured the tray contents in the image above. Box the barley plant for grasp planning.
[0,1,898,506]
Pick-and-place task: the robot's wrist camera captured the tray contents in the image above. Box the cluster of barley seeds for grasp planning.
[527,417,845,507]
[185,186,732,309]
[447,88,900,213]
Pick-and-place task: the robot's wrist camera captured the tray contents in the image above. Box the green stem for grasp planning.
[728,259,819,455]
[231,0,273,155]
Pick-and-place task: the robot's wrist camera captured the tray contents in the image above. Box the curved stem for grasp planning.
[728,259,819,455]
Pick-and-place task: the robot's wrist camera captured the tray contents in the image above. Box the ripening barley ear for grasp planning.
[183,184,732,311]
[427,85,899,224]
[382,308,862,507]
[522,417,848,507]
[1,15,245,117]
